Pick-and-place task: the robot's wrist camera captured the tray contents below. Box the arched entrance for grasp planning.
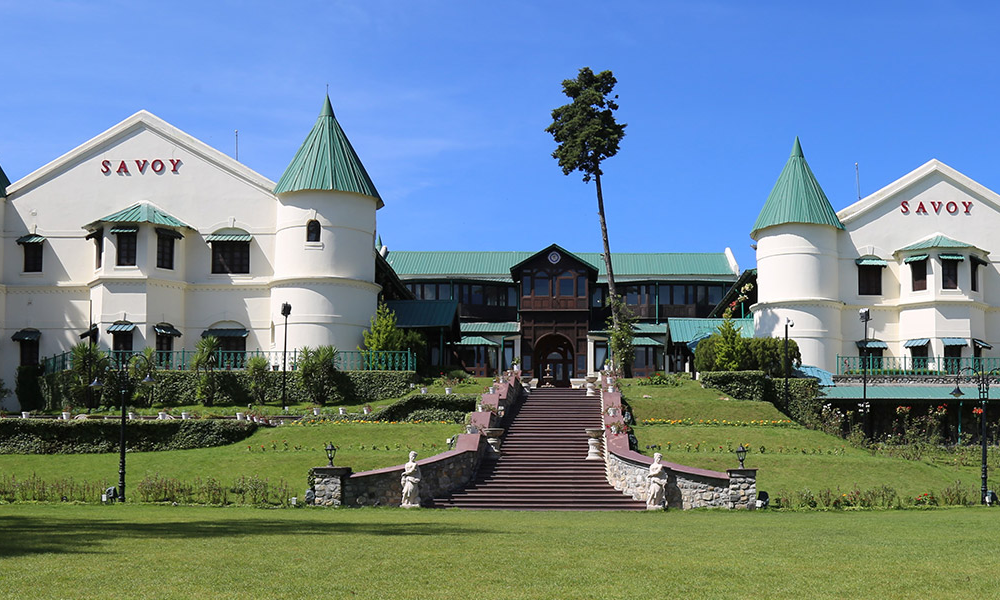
[533,334,574,387]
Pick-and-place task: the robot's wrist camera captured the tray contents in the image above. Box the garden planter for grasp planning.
[338,407,346,415]
[420,387,428,394]
[236,412,245,421]
[444,387,452,395]
[61,412,71,420]
[312,407,321,416]
[21,412,30,419]
[181,412,191,420]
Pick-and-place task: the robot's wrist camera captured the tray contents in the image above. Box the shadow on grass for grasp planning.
[0,513,492,559]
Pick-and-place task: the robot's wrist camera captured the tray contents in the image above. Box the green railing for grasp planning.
[837,355,1000,376]
[41,349,415,373]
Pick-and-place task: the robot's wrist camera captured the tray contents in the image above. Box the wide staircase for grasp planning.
[433,387,646,510]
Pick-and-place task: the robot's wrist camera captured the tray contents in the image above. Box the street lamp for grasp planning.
[784,318,794,411]
[859,308,872,437]
[89,351,155,503]
[949,366,999,505]
[281,302,292,413]
[736,444,747,469]
[325,441,337,466]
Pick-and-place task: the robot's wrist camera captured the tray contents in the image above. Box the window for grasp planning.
[156,233,175,270]
[23,243,42,273]
[306,220,321,242]
[858,265,882,295]
[591,286,605,308]
[944,345,963,374]
[212,241,250,274]
[594,341,608,371]
[625,285,639,305]
[911,258,927,291]
[116,231,137,266]
[577,276,587,298]
[910,344,928,370]
[558,276,575,297]
[522,275,531,297]
[20,339,39,366]
[112,331,133,352]
[533,274,549,296]
[942,259,959,290]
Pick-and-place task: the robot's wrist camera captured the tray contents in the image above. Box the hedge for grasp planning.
[700,370,820,425]
[35,369,416,410]
[370,394,478,422]
[0,419,258,454]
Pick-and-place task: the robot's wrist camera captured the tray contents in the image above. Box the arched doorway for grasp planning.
[533,334,574,387]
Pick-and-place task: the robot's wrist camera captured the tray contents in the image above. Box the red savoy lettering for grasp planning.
[100,158,182,175]
[900,200,973,215]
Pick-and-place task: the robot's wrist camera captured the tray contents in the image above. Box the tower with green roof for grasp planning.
[751,137,845,370]
[271,96,383,353]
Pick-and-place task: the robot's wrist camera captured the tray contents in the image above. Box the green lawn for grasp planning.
[1,503,997,599]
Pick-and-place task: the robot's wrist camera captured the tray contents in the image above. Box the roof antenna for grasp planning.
[234,130,239,161]
[855,162,861,201]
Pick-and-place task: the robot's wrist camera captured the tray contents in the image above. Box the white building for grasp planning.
[753,138,999,375]
[1,97,383,410]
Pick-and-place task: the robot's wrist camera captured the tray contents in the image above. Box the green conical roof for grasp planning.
[751,137,843,239]
[0,162,10,197]
[274,96,383,208]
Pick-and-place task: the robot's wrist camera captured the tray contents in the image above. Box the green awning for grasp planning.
[855,257,887,267]
[942,338,967,347]
[79,324,98,340]
[939,253,965,261]
[974,338,993,349]
[155,227,184,240]
[85,228,103,241]
[16,234,45,245]
[904,254,929,263]
[205,234,252,242]
[203,328,248,338]
[153,323,182,337]
[456,335,498,347]
[109,225,138,234]
[11,328,40,342]
[856,340,888,349]
[632,336,663,346]
[903,338,930,348]
[107,321,135,333]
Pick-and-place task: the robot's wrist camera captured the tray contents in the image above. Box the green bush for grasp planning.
[15,366,44,412]
[0,419,258,454]
[700,371,768,402]
[372,394,477,422]
[406,408,466,423]
[700,371,819,424]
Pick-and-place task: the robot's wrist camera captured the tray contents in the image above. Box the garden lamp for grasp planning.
[325,441,336,466]
[736,444,747,469]
[88,377,104,392]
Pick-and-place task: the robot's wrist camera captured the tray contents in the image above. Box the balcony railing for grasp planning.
[41,349,416,373]
[837,355,1000,376]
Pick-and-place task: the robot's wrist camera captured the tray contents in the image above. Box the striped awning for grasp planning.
[974,338,993,349]
[154,323,182,337]
[456,335,498,347]
[939,253,965,261]
[855,257,887,267]
[856,339,888,349]
[16,234,45,245]
[942,337,967,347]
[107,321,135,333]
[11,328,40,342]
[155,227,184,240]
[109,225,138,234]
[904,254,929,263]
[632,336,663,346]
[903,338,930,348]
[202,328,248,338]
[205,234,252,242]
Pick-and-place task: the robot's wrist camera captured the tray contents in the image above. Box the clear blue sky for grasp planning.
[4,1,1000,272]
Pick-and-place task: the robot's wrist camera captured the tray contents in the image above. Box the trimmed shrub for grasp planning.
[701,371,768,402]
[406,408,467,423]
[15,366,45,412]
[0,419,258,454]
[371,394,477,422]
[700,370,820,425]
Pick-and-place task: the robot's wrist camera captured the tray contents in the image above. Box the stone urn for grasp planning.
[585,428,604,460]
[483,428,505,454]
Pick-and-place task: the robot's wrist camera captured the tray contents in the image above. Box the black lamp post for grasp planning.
[736,444,747,469]
[859,308,872,437]
[949,366,998,505]
[784,317,794,411]
[281,302,292,413]
[90,351,155,503]
[325,441,336,467]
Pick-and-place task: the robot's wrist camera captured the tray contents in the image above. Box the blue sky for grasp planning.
[4,1,1000,271]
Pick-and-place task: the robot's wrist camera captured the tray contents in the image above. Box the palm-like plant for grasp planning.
[192,336,220,405]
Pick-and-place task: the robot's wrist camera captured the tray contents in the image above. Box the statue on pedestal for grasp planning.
[400,451,422,508]
[646,452,667,510]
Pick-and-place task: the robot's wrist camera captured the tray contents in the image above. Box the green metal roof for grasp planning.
[86,202,191,231]
[107,321,135,333]
[274,96,383,207]
[460,322,520,334]
[154,323,182,337]
[0,163,10,197]
[385,300,458,329]
[939,253,965,261]
[822,385,1000,400]
[109,225,139,234]
[667,318,753,343]
[11,328,41,342]
[855,257,887,266]
[899,235,974,252]
[456,335,499,347]
[942,338,967,346]
[855,339,887,349]
[203,328,248,338]
[903,338,930,348]
[751,137,844,239]
[904,254,928,263]
[205,233,252,242]
[386,251,736,281]
[16,234,45,244]
[589,323,667,337]
[632,336,662,346]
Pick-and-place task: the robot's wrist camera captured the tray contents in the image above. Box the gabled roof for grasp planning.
[6,110,276,197]
[667,317,754,343]
[897,234,977,253]
[460,321,520,334]
[84,202,192,231]
[274,96,383,208]
[386,250,737,282]
[751,137,844,239]
[0,162,10,197]
[508,243,598,281]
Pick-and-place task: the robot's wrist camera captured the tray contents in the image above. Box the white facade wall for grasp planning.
[0,111,381,410]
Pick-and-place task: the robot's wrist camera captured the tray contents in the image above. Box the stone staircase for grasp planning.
[432,387,646,511]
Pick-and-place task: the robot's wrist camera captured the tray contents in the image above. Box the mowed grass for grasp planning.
[2,503,998,599]
[623,378,988,500]
[0,422,462,488]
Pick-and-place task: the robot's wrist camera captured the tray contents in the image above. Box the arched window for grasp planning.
[306,220,321,242]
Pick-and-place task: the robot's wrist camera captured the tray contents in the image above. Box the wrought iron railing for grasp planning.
[41,348,415,373]
[837,355,1000,376]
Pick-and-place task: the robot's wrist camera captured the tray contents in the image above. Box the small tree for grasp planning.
[298,345,339,405]
[362,303,405,352]
[69,342,108,409]
[246,355,271,405]
[605,296,636,376]
[192,336,220,406]
[713,318,749,372]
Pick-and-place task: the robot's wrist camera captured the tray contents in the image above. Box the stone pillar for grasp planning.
[726,468,757,510]
[308,466,353,507]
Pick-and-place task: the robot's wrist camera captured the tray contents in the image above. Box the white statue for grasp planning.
[646,452,667,510]
[400,451,422,508]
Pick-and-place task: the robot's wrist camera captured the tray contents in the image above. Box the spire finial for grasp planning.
[791,136,803,158]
